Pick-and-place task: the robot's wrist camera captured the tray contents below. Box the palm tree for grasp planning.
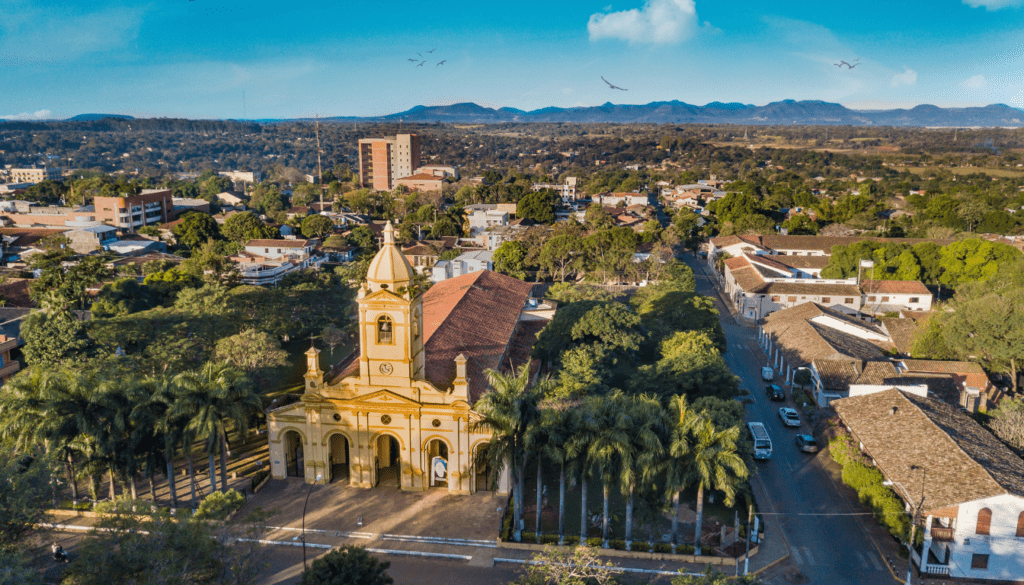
[570,392,630,548]
[687,417,748,556]
[620,394,667,550]
[173,362,261,495]
[134,374,187,506]
[535,403,576,544]
[90,376,144,499]
[661,395,700,551]
[471,364,540,543]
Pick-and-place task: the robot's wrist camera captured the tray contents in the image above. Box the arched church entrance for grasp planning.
[284,431,304,478]
[375,435,400,488]
[427,439,449,488]
[473,444,492,492]
[328,434,349,483]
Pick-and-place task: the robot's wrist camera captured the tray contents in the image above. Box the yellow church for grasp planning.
[266,222,553,495]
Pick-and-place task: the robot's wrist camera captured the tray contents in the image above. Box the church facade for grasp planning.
[266,222,551,495]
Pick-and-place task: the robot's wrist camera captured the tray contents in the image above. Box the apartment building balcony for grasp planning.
[0,337,17,353]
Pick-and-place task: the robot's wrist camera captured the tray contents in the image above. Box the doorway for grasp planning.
[284,431,304,478]
[427,439,449,488]
[329,434,349,483]
[474,444,492,492]
[375,435,400,488]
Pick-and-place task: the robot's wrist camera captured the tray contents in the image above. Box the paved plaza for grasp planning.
[240,478,506,542]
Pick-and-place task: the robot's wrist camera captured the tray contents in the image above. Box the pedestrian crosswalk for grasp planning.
[790,546,884,571]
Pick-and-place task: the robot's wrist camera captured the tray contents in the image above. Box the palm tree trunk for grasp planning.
[208,447,217,498]
[694,484,704,556]
[535,458,542,541]
[166,443,178,508]
[602,482,610,548]
[108,465,116,500]
[89,474,98,504]
[187,451,197,508]
[219,431,229,493]
[129,471,138,500]
[580,477,588,543]
[558,461,566,545]
[671,490,681,551]
[148,468,156,501]
[66,452,79,501]
[625,483,634,550]
[219,432,229,491]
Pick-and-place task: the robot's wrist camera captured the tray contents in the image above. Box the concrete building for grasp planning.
[94,190,174,233]
[467,208,509,235]
[415,165,459,180]
[532,177,578,202]
[395,173,444,192]
[430,250,493,282]
[218,171,261,184]
[65,225,118,254]
[265,223,552,493]
[358,134,421,191]
[9,167,61,183]
[594,192,650,208]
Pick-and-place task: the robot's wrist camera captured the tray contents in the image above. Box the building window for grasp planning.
[881,296,890,302]
[976,508,992,535]
[787,296,797,303]
[971,554,989,570]
[264,248,269,254]
[845,298,854,304]
[868,296,877,302]
[1017,511,1024,537]
[821,297,831,303]
[376,315,394,345]
[771,296,780,302]
[909,297,920,303]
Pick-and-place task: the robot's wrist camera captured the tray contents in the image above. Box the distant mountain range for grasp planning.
[7,100,1024,126]
[320,100,1024,127]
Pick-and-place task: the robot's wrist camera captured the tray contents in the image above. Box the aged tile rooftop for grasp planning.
[861,280,931,295]
[833,389,1024,513]
[421,270,536,402]
[880,317,921,356]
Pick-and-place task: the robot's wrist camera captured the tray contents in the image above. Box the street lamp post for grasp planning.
[301,474,323,571]
[884,465,927,585]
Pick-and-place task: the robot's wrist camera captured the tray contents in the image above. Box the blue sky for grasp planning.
[3,0,1024,119]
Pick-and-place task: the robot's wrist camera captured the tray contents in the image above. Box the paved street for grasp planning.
[683,254,902,585]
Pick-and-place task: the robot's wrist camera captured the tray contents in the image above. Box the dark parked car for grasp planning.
[795,434,819,453]
[765,384,785,401]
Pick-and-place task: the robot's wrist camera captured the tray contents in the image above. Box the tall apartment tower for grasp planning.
[358,134,421,190]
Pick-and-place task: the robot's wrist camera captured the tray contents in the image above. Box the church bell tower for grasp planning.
[355,222,424,388]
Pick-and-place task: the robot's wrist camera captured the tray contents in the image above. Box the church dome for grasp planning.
[366,222,414,293]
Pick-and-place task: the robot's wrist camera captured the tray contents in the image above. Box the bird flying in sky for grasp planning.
[437,60,446,66]
[601,76,627,91]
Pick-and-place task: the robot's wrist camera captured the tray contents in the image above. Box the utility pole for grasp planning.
[315,115,325,212]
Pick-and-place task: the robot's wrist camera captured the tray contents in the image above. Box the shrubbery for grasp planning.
[194,489,245,520]
[829,432,910,542]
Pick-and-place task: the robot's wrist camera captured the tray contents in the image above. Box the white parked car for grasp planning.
[761,366,774,381]
[778,407,801,428]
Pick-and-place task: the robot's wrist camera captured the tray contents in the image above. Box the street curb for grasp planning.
[751,551,790,576]
[494,557,701,577]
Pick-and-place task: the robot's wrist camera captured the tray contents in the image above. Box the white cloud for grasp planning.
[0,109,52,120]
[588,0,700,44]
[962,0,1024,9]
[0,4,146,60]
[891,67,918,87]
[962,74,988,89]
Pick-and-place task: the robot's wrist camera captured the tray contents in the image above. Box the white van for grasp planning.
[761,366,774,381]
[748,422,773,460]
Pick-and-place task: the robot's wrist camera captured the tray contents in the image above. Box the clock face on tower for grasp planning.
[379,363,394,375]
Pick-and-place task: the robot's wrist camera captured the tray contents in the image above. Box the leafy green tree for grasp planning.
[0,446,55,549]
[29,252,110,310]
[300,546,393,585]
[214,328,289,385]
[584,205,615,231]
[21,296,91,367]
[660,395,699,550]
[430,215,460,237]
[944,287,1024,393]
[249,183,289,216]
[539,235,584,282]
[222,211,278,243]
[64,500,267,585]
[513,545,615,585]
[493,241,528,279]
[554,345,612,399]
[92,278,164,318]
[301,214,335,239]
[706,192,761,224]
[671,568,760,585]
[781,214,818,235]
[200,175,233,199]
[582,227,638,283]
[517,189,558,224]
[173,211,221,249]
[347,225,379,256]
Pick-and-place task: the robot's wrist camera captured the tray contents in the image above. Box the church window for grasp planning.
[412,309,421,339]
[377,315,394,345]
